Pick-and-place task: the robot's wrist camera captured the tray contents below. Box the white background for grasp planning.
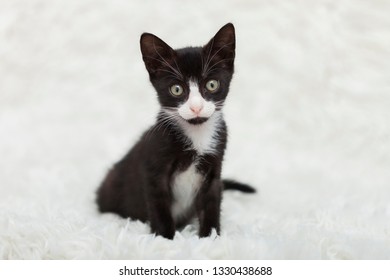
[1,0,390,259]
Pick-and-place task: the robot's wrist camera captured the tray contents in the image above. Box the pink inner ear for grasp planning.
[214,23,235,46]
[201,24,235,76]
[140,33,174,58]
[204,23,235,52]
[140,33,178,75]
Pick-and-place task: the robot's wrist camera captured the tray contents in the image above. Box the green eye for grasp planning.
[169,84,184,96]
[205,80,220,92]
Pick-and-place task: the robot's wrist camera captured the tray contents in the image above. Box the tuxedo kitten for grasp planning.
[97,23,254,239]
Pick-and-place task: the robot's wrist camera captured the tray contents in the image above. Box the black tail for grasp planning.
[223,179,256,193]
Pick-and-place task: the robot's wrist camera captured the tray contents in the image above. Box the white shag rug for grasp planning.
[1,0,390,259]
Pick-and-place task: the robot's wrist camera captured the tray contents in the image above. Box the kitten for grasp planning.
[97,23,254,239]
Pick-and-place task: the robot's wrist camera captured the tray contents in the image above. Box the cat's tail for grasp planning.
[222,179,256,193]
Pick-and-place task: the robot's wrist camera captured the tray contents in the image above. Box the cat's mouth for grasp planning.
[186,117,209,125]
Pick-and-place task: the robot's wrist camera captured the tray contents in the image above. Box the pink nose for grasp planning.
[190,105,203,115]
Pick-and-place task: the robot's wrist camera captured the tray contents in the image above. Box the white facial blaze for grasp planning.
[173,81,222,155]
[178,82,215,120]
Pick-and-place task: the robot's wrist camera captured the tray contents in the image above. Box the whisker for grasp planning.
[214,100,225,109]
[143,55,183,80]
[202,42,234,77]
[155,68,182,79]
[155,110,181,135]
[172,59,184,78]
[203,58,233,77]
[143,110,177,141]
[152,40,183,79]
[203,38,215,76]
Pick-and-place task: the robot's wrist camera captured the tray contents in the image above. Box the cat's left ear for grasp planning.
[202,23,236,70]
[140,33,176,75]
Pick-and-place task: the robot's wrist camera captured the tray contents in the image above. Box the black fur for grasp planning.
[223,180,256,193]
[96,23,255,239]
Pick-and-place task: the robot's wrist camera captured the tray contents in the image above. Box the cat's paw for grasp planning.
[152,224,175,240]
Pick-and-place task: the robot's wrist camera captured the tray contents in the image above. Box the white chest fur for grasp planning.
[178,111,222,155]
[171,163,203,221]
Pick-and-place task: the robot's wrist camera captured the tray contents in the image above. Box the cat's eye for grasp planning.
[205,80,220,92]
[169,84,184,96]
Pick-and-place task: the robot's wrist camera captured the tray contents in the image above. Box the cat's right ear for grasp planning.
[202,23,236,72]
[140,33,175,75]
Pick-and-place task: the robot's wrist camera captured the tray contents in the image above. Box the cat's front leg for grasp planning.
[196,178,223,237]
[147,189,175,239]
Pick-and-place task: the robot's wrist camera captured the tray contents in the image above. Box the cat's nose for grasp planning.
[190,104,203,115]
[189,96,204,115]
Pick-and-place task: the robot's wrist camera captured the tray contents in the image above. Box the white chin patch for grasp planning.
[178,82,215,121]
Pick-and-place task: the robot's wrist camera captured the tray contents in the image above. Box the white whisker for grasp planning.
[152,39,183,79]
[202,38,216,76]
[202,42,234,77]
[203,58,233,77]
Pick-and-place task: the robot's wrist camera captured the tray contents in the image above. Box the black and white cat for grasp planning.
[97,23,254,239]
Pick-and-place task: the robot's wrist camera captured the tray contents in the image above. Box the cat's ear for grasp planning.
[202,23,236,71]
[140,33,176,75]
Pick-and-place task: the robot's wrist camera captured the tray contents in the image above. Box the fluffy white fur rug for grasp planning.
[1,0,390,259]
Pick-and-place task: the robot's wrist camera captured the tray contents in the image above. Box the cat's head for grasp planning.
[140,23,235,125]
